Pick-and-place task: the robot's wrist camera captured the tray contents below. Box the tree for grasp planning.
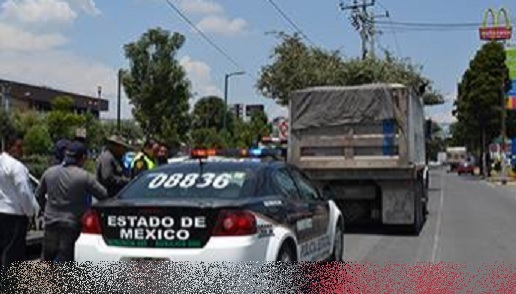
[190,128,229,149]
[191,96,234,132]
[0,110,15,149]
[453,41,511,173]
[122,27,191,149]
[46,96,85,141]
[24,125,52,156]
[257,33,444,107]
[233,111,272,147]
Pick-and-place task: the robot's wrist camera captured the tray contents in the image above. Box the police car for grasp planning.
[75,148,345,262]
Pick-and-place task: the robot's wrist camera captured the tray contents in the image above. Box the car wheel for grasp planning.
[277,243,295,263]
[330,219,344,261]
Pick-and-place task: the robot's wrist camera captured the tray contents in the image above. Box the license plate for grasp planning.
[129,257,169,262]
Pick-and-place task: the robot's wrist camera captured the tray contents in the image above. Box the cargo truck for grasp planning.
[287,84,428,234]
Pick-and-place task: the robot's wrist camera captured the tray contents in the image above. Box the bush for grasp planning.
[24,155,52,179]
[24,125,52,156]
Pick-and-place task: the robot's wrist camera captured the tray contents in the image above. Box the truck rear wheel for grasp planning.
[411,179,424,235]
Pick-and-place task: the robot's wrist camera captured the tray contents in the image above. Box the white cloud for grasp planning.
[0,23,67,51]
[180,55,222,100]
[178,0,223,15]
[0,50,132,119]
[68,0,100,15]
[430,111,457,124]
[1,0,77,24]
[197,15,248,37]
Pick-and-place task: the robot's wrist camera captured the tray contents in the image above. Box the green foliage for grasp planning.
[47,95,86,141]
[190,128,229,149]
[257,33,443,107]
[24,155,51,179]
[122,27,191,148]
[453,42,510,154]
[102,120,143,144]
[24,125,52,156]
[192,96,233,132]
[11,110,44,135]
[232,111,272,148]
[0,110,16,143]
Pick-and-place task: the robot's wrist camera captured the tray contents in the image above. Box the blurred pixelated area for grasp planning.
[2,261,516,293]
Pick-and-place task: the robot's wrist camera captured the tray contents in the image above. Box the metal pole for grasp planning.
[361,0,368,60]
[117,69,122,132]
[223,74,229,132]
[502,83,508,185]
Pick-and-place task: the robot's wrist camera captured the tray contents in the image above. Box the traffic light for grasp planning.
[230,104,243,119]
[245,104,264,117]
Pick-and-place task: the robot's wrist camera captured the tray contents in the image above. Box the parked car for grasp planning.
[457,162,475,176]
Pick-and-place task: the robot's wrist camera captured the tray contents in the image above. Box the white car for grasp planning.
[75,149,344,263]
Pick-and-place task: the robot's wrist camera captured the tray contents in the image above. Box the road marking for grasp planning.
[431,170,444,262]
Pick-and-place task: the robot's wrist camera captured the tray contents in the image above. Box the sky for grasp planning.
[0,0,514,125]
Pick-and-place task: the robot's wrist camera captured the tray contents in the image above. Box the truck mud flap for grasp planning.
[381,180,415,225]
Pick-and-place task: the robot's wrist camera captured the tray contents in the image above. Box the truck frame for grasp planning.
[287,84,428,234]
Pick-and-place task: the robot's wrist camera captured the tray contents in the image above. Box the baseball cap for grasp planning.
[64,141,88,165]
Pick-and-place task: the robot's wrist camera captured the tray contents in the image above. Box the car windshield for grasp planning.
[119,163,258,200]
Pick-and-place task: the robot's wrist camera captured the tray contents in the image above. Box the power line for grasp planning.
[265,0,317,46]
[163,0,245,72]
[376,1,401,56]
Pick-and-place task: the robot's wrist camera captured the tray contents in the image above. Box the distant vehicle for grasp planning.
[457,162,475,176]
[446,147,467,172]
[75,148,344,263]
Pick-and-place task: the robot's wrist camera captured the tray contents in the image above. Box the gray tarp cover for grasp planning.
[289,84,403,131]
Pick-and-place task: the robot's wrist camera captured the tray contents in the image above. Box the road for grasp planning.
[344,167,516,264]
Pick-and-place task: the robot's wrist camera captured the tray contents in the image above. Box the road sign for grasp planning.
[479,8,513,41]
[245,104,264,117]
[278,119,288,139]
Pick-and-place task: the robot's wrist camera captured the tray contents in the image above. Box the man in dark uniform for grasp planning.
[96,135,132,198]
[131,139,159,178]
[156,143,169,166]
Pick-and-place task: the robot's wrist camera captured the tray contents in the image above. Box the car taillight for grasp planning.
[82,209,101,234]
[212,210,257,236]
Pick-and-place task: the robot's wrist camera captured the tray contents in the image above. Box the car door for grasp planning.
[272,167,314,246]
[288,167,331,241]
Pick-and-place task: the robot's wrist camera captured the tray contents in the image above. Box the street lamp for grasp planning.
[223,71,245,131]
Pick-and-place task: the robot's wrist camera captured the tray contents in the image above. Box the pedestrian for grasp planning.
[156,143,169,166]
[36,141,108,262]
[96,135,132,198]
[0,133,40,268]
[52,139,71,165]
[131,139,159,178]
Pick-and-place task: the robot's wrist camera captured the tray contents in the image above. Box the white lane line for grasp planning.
[431,170,445,262]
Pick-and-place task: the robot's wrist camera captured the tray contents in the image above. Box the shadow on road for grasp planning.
[344,223,425,237]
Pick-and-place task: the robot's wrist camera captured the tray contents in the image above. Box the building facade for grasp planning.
[0,79,109,118]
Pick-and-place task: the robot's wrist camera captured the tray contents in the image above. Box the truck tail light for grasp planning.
[82,209,102,235]
[212,210,257,236]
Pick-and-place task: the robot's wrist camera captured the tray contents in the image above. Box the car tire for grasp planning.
[329,219,344,262]
[277,243,295,263]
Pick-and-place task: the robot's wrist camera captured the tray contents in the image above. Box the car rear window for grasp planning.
[119,164,257,200]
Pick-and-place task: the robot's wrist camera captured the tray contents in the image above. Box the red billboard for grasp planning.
[479,8,512,41]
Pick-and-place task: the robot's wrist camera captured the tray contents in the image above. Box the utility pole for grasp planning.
[117,69,122,132]
[223,71,245,132]
[339,0,375,60]
[1,83,11,151]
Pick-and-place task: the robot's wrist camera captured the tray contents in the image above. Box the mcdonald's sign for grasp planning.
[479,8,512,41]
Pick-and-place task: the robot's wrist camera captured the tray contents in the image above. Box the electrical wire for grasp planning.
[376,1,402,56]
[265,0,317,46]
[163,0,246,72]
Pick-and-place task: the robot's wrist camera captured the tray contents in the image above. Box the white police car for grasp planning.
[75,148,344,262]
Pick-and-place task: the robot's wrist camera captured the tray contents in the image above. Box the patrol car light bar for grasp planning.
[190,148,285,159]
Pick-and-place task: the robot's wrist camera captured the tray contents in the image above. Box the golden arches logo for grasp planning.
[480,8,513,40]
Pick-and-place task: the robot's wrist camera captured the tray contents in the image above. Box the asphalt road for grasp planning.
[344,167,516,264]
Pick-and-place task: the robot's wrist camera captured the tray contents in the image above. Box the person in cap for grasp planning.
[35,141,108,262]
[131,139,159,178]
[96,135,131,197]
[52,139,71,165]
[0,133,40,269]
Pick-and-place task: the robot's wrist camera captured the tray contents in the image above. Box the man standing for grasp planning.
[96,135,131,198]
[156,143,169,166]
[131,139,159,178]
[0,134,40,267]
[36,141,108,262]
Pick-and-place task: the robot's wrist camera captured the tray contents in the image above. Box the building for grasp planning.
[0,78,109,118]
